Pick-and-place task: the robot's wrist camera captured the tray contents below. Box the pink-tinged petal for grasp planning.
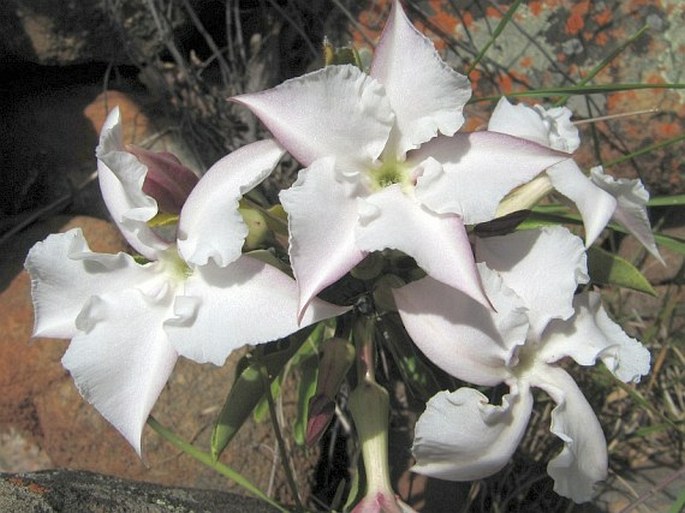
[476,226,589,339]
[530,365,607,503]
[369,0,471,157]
[164,255,349,366]
[488,98,580,152]
[24,229,157,339]
[539,291,650,383]
[393,270,528,386]
[96,107,170,259]
[413,132,570,224]
[412,383,533,480]
[280,158,366,318]
[357,185,489,307]
[233,65,394,170]
[62,287,178,456]
[177,140,285,267]
[127,145,199,215]
[546,160,617,246]
[590,166,664,264]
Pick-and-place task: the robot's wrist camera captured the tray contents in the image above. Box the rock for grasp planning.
[0,469,279,512]
[0,0,179,65]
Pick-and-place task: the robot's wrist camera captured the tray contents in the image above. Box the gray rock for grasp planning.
[0,0,186,65]
[0,469,282,512]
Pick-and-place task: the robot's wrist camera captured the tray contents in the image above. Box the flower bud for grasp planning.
[306,337,355,445]
[127,145,199,215]
[349,380,416,513]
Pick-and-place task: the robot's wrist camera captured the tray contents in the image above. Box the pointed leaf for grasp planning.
[210,326,317,460]
[377,314,441,401]
[293,352,319,446]
[587,246,657,295]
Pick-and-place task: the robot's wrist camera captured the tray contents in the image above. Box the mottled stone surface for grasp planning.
[0,469,279,512]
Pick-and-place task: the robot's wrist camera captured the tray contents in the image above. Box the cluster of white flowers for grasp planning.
[25,0,660,508]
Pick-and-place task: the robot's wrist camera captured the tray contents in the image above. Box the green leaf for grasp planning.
[669,483,685,513]
[377,314,441,401]
[293,352,319,446]
[649,194,685,207]
[587,246,657,295]
[654,231,685,255]
[470,82,685,103]
[210,325,317,461]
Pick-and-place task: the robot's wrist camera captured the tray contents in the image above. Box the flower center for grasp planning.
[510,341,540,379]
[158,247,193,282]
[367,159,412,192]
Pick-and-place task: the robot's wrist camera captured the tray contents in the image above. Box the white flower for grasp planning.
[232,0,570,317]
[393,226,650,502]
[25,108,347,454]
[491,97,663,262]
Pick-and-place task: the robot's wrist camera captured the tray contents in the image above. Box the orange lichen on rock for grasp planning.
[429,0,458,34]
[520,56,534,68]
[594,7,613,26]
[595,31,609,46]
[497,73,513,94]
[529,1,543,16]
[655,121,680,138]
[486,6,502,19]
[606,90,639,111]
[565,0,590,35]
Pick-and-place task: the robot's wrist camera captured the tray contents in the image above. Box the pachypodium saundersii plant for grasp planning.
[25,108,346,454]
[22,0,671,510]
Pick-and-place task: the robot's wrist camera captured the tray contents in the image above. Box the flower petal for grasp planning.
[539,291,650,383]
[412,383,533,480]
[164,255,349,366]
[413,132,570,224]
[393,269,528,386]
[488,97,580,152]
[590,166,664,263]
[369,0,471,157]
[546,160,617,246]
[96,107,170,259]
[356,185,488,307]
[24,229,157,339]
[476,226,589,339]
[233,65,394,170]
[530,365,608,503]
[62,287,178,456]
[177,139,285,267]
[280,158,366,318]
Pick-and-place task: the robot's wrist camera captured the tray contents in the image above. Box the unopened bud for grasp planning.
[127,145,199,215]
[306,337,355,445]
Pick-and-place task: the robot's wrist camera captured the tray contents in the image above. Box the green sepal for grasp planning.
[147,212,180,227]
[323,39,363,68]
[210,325,318,461]
[587,246,657,295]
